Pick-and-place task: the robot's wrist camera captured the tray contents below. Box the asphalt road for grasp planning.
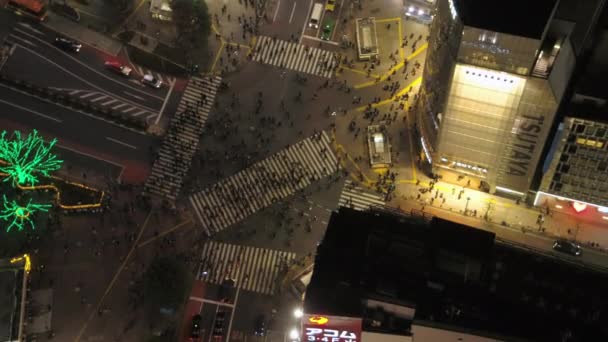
[0,83,157,164]
[2,21,168,113]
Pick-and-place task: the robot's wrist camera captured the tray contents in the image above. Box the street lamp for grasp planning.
[293,308,303,318]
[289,328,300,340]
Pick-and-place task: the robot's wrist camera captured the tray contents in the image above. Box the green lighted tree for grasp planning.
[0,130,63,186]
[0,195,51,232]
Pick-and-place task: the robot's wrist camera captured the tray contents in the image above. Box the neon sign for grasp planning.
[308,316,329,325]
[302,315,361,342]
[305,328,357,342]
[572,202,587,213]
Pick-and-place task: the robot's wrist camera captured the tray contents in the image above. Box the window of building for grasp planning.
[596,127,606,138]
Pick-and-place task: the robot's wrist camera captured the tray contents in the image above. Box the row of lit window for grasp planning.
[464,70,514,83]
[576,137,604,149]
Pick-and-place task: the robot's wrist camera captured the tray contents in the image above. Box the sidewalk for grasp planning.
[44,10,123,56]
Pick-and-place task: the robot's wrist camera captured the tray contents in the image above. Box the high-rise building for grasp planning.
[534,2,608,215]
[301,208,608,342]
[415,0,573,198]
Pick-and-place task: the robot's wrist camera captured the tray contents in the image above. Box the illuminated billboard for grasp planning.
[302,314,362,342]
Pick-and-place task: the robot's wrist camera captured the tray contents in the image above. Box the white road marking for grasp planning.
[8,35,36,47]
[302,34,340,45]
[300,0,314,44]
[273,0,282,22]
[289,2,297,23]
[10,44,159,113]
[17,22,45,35]
[0,97,62,123]
[106,137,137,150]
[123,91,145,100]
[11,28,165,101]
[155,77,175,125]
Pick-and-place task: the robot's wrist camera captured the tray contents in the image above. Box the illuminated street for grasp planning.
[1,0,608,341]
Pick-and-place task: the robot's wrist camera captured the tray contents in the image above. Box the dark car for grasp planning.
[212,311,226,337]
[254,314,265,336]
[54,37,82,52]
[553,239,582,256]
[189,314,202,341]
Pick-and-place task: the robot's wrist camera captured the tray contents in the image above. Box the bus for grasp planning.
[7,0,48,22]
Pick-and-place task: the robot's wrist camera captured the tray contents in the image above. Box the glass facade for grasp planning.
[458,27,541,75]
[541,117,608,206]
[435,65,557,193]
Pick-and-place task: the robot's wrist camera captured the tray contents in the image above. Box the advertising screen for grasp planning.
[302,314,362,342]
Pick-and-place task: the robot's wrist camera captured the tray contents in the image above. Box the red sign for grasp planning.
[302,315,362,342]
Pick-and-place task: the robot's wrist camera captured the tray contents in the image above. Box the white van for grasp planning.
[309,3,323,29]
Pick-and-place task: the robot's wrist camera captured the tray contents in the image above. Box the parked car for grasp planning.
[104,61,132,77]
[254,314,266,336]
[553,239,582,256]
[141,74,162,88]
[189,314,202,341]
[212,311,226,337]
[325,0,336,11]
[54,37,82,52]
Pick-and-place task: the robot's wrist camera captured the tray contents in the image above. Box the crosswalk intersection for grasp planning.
[189,131,340,235]
[198,241,296,295]
[144,76,222,201]
[338,179,385,211]
[252,36,338,78]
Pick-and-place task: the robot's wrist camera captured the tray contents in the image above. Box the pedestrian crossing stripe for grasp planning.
[199,241,296,295]
[131,65,176,86]
[189,131,340,235]
[144,75,222,201]
[252,36,338,79]
[338,179,385,211]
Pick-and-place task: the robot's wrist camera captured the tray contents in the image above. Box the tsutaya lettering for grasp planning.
[506,114,544,176]
[305,328,358,342]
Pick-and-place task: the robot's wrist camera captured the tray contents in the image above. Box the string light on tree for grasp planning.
[0,195,52,232]
[0,130,63,187]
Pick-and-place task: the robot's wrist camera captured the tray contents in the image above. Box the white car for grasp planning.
[141,74,162,88]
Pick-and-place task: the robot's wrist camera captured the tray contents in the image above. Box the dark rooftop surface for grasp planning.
[305,208,608,341]
[0,269,18,342]
[453,0,558,39]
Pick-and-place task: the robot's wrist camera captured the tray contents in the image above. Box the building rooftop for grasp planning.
[304,208,608,341]
[453,0,558,39]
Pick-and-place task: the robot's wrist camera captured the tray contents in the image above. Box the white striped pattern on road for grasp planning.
[338,179,385,211]
[252,36,338,78]
[48,88,159,121]
[199,241,295,295]
[144,75,222,201]
[189,131,339,235]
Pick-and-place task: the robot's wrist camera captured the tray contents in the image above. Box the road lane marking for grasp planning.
[299,0,314,44]
[7,35,36,47]
[0,98,62,123]
[17,22,45,35]
[106,137,138,150]
[11,28,165,101]
[289,2,297,23]
[123,91,146,100]
[273,0,282,22]
[155,77,175,125]
[301,34,340,45]
[10,44,160,113]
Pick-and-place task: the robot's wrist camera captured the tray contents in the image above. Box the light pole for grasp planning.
[464,197,470,215]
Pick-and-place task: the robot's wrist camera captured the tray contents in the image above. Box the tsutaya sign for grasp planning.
[505,113,546,177]
[302,315,362,342]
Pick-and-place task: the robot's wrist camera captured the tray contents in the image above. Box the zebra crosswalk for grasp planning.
[252,36,338,78]
[189,131,340,235]
[50,88,158,122]
[198,241,296,295]
[144,76,222,201]
[338,179,385,211]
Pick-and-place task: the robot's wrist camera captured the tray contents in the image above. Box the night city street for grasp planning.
[2,0,608,342]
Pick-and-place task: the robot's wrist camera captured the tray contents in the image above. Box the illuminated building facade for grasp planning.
[539,116,608,207]
[416,0,562,197]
